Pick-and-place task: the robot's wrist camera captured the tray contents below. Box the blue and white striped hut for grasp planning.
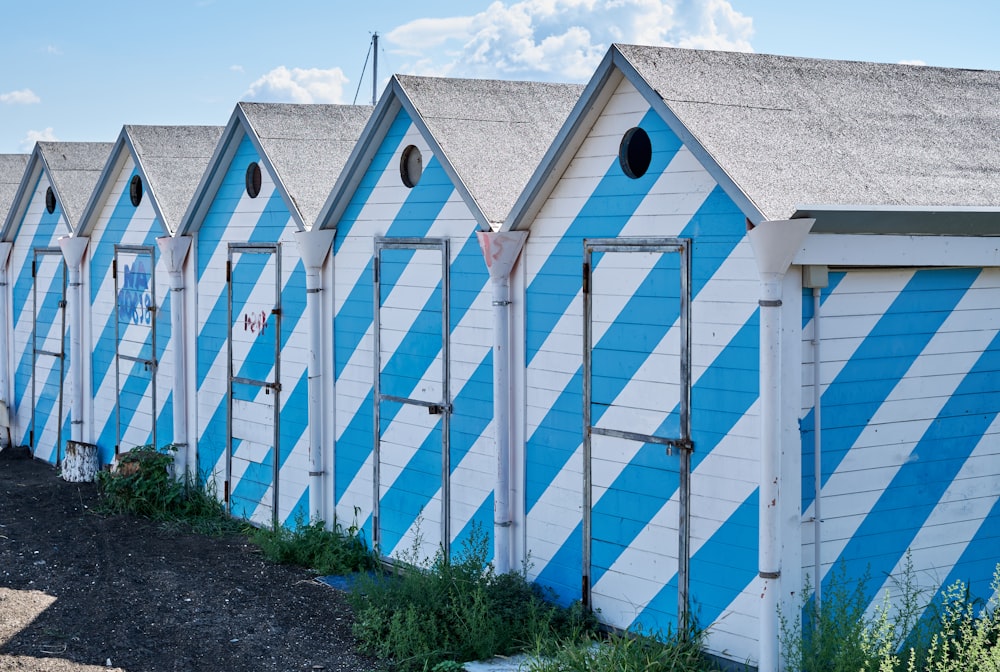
[178,103,371,528]
[70,126,223,468]
[1,143,111,464]
[0,154,29,446]
[315,75,582,567]
[495,45,1000,669]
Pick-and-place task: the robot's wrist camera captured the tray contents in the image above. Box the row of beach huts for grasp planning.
[1,44,998,669]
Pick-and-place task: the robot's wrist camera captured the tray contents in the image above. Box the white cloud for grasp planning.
[1,89,41,105]
[22,127,58,151]
[230,64,244,73]
[244,66,350,104]
[46,45,62,55]
[385,0,754,82]
[898,59,927,66]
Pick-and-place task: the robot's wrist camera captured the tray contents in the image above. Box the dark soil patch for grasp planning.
[0,450,380,672]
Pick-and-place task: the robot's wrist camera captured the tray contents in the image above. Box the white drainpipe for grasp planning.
[156,236,193,480]
[803,265,829,610]
[476,230,528,575]
[747,218,813,672]
[58,236,89,444]
[294,228,336,524]
[0,242,13,440]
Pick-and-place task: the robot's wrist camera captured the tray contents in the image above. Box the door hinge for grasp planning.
[270,307,280,316]
[226,260,231,283]
[582,262,590,295]
[31,260,36,278]
[112,259,117,280]
[224,480,230,503]
[373,257,380,284]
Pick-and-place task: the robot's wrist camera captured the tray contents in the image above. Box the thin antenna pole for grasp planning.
[372,32,379,106]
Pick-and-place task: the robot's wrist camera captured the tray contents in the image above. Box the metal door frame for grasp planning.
[582,236,692,627]
[113,244,158,454]
[31,248,67,464]
[226,242,282,528]
[372,236,451,557]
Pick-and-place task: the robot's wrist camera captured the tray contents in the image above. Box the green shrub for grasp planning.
[251,515,378,575]
[96,444,238,535]
[347,524,596,671]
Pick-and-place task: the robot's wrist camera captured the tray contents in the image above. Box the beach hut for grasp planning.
[0,154,29,445]
[178,103,370,528]
[315,75,582,566]
[70,126,223,468]
[1,142,111,464]
[495,44,1000,669]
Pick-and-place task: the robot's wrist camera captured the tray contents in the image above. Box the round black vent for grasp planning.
[400,145,423,188]
[129,175,143,207]
[619,127,652,179]
[45,186,56,214]
[246,162,262,198]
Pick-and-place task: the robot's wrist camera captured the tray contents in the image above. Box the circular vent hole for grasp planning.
[400,145,423,188]
[129,175,143,207]
[619,127,652,179]
[245,162,262,198]
[45,186,56,214]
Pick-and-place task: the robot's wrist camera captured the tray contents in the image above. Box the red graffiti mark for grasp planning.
[244,310,268,336]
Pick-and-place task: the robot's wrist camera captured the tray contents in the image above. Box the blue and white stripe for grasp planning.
[332,109,495,563]
[801,267,1000,628]
[9,173,71,464]
[194,133,311,528]
[85,155,173,464]
[518,78,762,660]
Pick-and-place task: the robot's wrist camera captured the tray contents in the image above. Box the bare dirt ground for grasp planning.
[0,447,381,672]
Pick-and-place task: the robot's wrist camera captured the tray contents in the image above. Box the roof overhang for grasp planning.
[794,205,1000,236]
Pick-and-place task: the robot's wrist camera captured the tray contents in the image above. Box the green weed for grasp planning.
[251,514,378,575]
[347,523,596,672]
[782,555,1000,672]
[96,444,241,535]
[525,621,723,672]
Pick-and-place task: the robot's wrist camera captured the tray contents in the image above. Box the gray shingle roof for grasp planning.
[125,125,225,233]
[239,103,372,226]
[38,142,114,227]
[397,75,584,227]
[615,44,1000,221]
[0,154,28,225]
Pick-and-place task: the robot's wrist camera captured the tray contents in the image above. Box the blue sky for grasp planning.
[1,0,997,154]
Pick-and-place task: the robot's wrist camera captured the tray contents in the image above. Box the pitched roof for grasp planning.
[396,75,585,228]
[2,142,112,239]
[240,102,373,227]
[0,154,28,224]
[614,44,1000,221]
[126,125,225,233]
[77,126,224,237]
[37,142,113,227]
[319,75,584,231]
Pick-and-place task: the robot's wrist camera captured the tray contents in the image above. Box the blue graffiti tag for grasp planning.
[117,257,152,325]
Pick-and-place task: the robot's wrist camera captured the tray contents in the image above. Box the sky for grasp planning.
[1,0,998,154]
